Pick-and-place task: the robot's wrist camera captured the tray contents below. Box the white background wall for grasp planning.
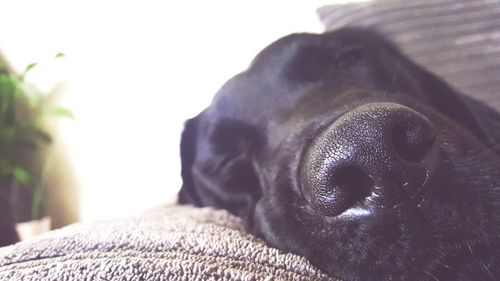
[0,0,364,222]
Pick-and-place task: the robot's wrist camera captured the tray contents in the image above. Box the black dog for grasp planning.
[178,28,500,280]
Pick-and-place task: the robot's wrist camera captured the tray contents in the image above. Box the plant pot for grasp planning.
[9,181,35,222]
[0,179,49,245]
[15,217,51,241]
[0,179,19,246]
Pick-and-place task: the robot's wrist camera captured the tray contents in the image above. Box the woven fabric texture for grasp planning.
[0,205,334,281]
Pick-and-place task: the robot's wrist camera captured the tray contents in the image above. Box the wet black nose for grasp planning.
[301,102,437,216]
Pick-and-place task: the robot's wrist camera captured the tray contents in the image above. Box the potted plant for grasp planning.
[0,52,73,243]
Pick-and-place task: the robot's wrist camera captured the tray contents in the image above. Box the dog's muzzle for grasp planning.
[301,102,438,217]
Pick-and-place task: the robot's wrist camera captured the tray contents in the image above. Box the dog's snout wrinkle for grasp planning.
[301,102,437,216]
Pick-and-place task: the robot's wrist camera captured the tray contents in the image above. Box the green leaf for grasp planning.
[43,107,75,120]
[25,62,38,73]
[12,166,30,185]
[19,62,38,81]
[55,52,66,58]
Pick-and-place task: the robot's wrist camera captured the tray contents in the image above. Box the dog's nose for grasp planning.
[301,102,437,216]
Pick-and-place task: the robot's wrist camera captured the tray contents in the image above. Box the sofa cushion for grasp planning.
[0,205,334,281]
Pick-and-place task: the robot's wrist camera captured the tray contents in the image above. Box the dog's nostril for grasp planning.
[303,163,374,217]
[321,167,374,216]
[391,120,436,163]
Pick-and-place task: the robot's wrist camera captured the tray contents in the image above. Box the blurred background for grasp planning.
[1,0,363,230]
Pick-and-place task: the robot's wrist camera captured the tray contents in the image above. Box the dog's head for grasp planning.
[178,28,500,280]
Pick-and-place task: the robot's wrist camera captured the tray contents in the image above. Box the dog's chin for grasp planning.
[250,115,500,281]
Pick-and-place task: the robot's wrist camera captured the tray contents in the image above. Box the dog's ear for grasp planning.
[178,116,202,205]
[178,115,263,224]
[201,119,263,219]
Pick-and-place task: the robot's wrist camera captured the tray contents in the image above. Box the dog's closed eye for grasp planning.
[283,44,364,84]
[335,45,364,69]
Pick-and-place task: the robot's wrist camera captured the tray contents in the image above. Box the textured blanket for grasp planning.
[0,205,334,281]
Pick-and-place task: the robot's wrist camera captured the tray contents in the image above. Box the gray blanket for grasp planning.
[0,206,334,281]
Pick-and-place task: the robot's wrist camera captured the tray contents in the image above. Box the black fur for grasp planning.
[178,28,500,280]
